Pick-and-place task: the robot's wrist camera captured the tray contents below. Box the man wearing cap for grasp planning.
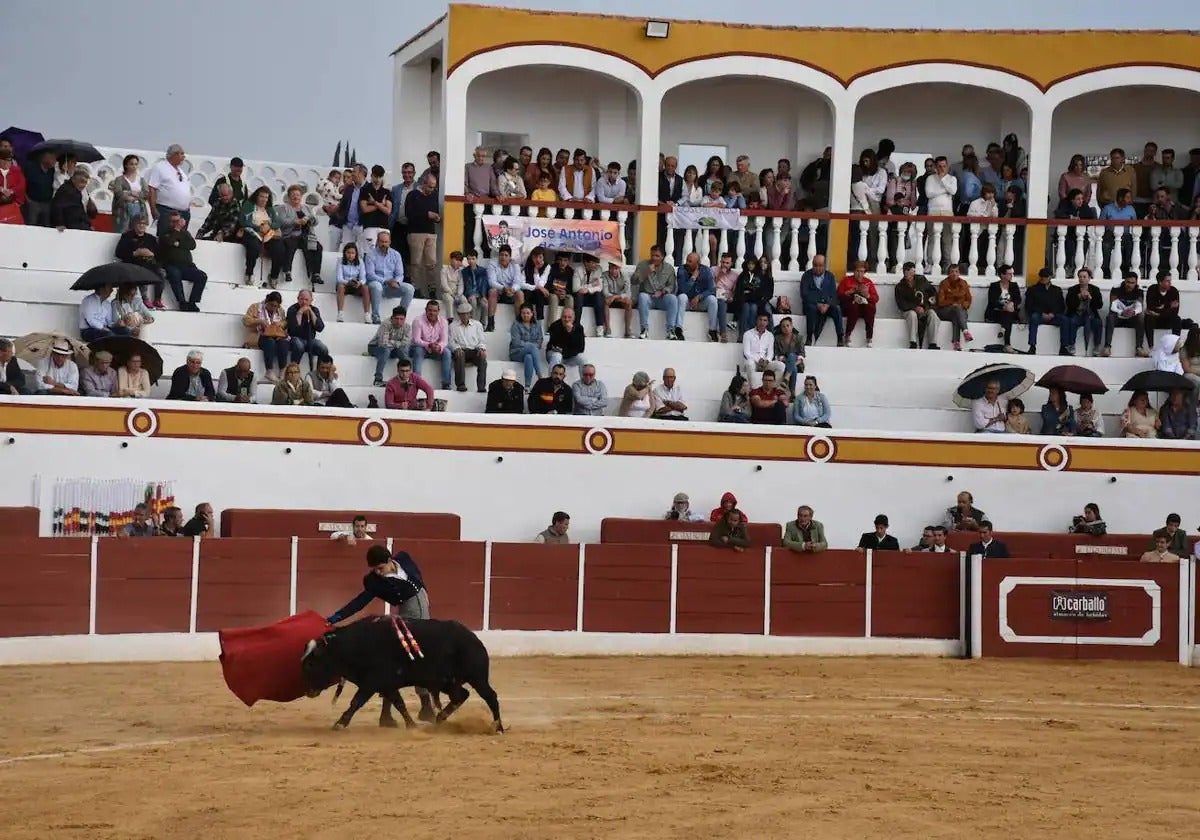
[35,341,80,396]
[558,148,596,202]
[0,338,29,395]
[485,369,524,414]
[208,157,248,207]
[449,300,487,393]
[665,492,704,522]
[80,350,117,398]
[857,515,900,550]
[79,283,131,342]
[1151,513,1188,556]
[1024,268,1070,356]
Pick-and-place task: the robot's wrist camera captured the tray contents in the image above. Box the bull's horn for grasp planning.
[301,639,317,660]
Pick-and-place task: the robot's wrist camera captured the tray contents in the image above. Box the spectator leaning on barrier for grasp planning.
[665,492,704,522]
[331,515,372,545]
[783,505,827,554]
[857,514,900,551]
[967,521,1009,558]
[1151,514,1188,556]
[183,502,214,538]
[945,491,985,532]
[709,508,750,552]
[535,512,571,544]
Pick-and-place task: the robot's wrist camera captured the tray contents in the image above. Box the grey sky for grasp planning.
[1,0,1192,166]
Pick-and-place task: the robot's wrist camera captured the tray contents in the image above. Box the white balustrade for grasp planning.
[1053,226,1068,279]
[788,219,802,272]
[966,224,981,276]
[1186,231,1200,282]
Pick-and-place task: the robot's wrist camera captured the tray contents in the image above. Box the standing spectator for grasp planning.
[972,380,1008,434]
[509,302,544,389]
[534,512,571,544]
[602,260,636,338]
[1151,148,1184,202]
[545,307,586,374]
[1058,155,1095,204]
[558,149,595,202]
[944,491,986,532]
[1121,390,1160,438]
[369,306,410,387]
[1145,270,1187,347]
[799,255,844,346]
[0,338,29,395]
[158,211,207,311]
[464,146,498,199]
[336,164,367,249]
[80,351,117,398]
[1099,188,1137,272]
[1103,272,1148,357]
[358,165,392,253]
[108,153,146,234]
[79,283,130,342]
[438,250,467,319]
[634,245,679,341]
[216,357,256,403]
[487,245,527,329]
[35,342,80,396]
[22,149,55,226]
[449,301,488,393]
[334,242,370,322]
[364,230,415,325]
[384,358,434,411]
[0,138,26,223]
[485,369,524,414]
[712,252,738,340]
[271,362,316,406]
[651,368,688,421]
[1024,268,1070,356]
[571,364,607,416]
[967,522,1010,558]
[742,312,785,384]
[405,174,440,294]
[286,289,329,370]
[208,157,248,207]
[51,166,96,230]
[936,264,973,351]
[182,503,214,538]
[924,156,958,269]
[496,157,526,199]
[773,316,805,393]
[166,350,215,401]
[1097,148,1136,207]
[719,374,752,423]
[528,364,573,415]
[388,162,418,269]
[317,169,344,249]
[896,262,942,350]
[595,161,627,205]
[197,183,243,243]
[240,186,285,288]
[793,375,832,428]
[1053,189,1098,274]
[462,249,491,326]
[573,253,606,337]
[838,261,879,347]
[618,371,655,419]
[709,492,747,524]
[1065,268,1104,356]
[114,215,165,308]
[276,185,323,286]
[242,291,289,382]
[749,369,790,425]
[146,144,191,236]
[409,299,452,391]
[112,283,155,337]
[1040,386,1077,435]
[857,515,900,550]
[709,508,750,552]
[783,505,828,554]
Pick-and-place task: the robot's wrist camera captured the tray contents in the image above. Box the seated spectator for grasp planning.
[166,349,215,401]
[216,357,256,404]
[602,260,636,339]
[1151,513,1188,556]
[487,246,528,327]
[1103,272,1147,358]
[276,184,323,285]
[837,261,879,347]
[0,338,29,395]
[985,265,1021,352]
[773,316,805,393]
[651,368,688,421]
[709,491,747,524]
[572,253,606,337]
[792,375,831,428]
[271,362,315,406]
[240,185,286,288]
[112,283,155,338]
[799,255,844,346]
[909,526,934,552]
[287,289,329,371]
[1005,398,1030,434]
[1160,388,1195,440]
[114,216,165,308]
[51,166,96,231]
[1121,390,1160,438]
[449,300,487,393]
[676,253,721,343]
[523,248,554,322]
[462,249,491,327]
[944,491,985,532]
[509,303,544,389]
[182,502,214,538]
[709,508,750,552]
[1074,393,1102,437]
[1066,268,1104,357]
[750,370,790,425]
[364,231,415,325]
[370,306,411,388]
[1151,333,1185,374]
[634,245,680,341]
[546,307,586,374]
[967,521,1010,558]
[307,357,351,408]
[110,351,150,398]
[543,251,575,324]
[528,363,573,415]
[108,153,147,235]
[571,364,607,416]
[665,492,704,522]
[857,514,900,550]
[485,369,525,414]
[196,182,243,243]
[972,379,1008,433]
[385,358,434,411]
[80,350,117,398]
[534,512,571,544]
[243,291,289,382]
[1070,503,1107,536]
[1144,271,1190,349]
[1140,534,1180,564]
[158,506,186,537]
[158,211,207,312]
[735,257,773,338]
[719,374,752,423]
[782,505,827,553]
[121,503,157,538]
[619,370,655,418]
[916,525,953,553]
[936,265,974,351]
[1040,386,1076,435]
[79,283,130,342]
[742,312,786,385]
[895,263,942,350]
[35,342,80,396]
[334,243,370,323]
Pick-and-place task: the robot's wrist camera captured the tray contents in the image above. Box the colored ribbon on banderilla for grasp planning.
[391,616,424,660]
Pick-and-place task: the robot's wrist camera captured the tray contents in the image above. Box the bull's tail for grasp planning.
[463,635,503,732]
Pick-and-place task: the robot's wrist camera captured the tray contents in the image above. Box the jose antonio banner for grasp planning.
[483,216,624,264]
[666,206,741,230]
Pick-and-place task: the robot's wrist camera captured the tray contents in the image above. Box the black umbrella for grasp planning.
[71,262,161,292]
[1035,365,1109,395]
[27,138,103,164]
[953,362,1034,408]
[86,336,163,384]
[1121,370,1194,393]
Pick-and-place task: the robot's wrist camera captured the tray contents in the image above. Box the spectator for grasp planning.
[534,512,571,545]
[1058,153,1095,201]
[462,249,491,327]
[1145,271,1187,348]
[967,521,1010,558]
[918,525,953,553]
[182,502,214,538]
[496,157,526,200]
[602,260,636,339]
[543,251,575,322]
[115,217,166,308]
[1151,333,1185,374]
[276,185,323,286]
[409,300,452,391]
[634,245,679,341]
[783,505,827,554]
[271,362,315,406]
[307,357,351,408]
[335,243,370,323]
[80,350,117,398]
[449,301,487,393]
[197,182,243,243]
[676,252,721,343]
[1150,148,1183,202]
[545,306,586,376]
[243,291,289,382]
[1052,190,1097,274]
[240,186,285,288]
[529,171,557,212]
[216,357,256,404]
[35,342,80,396]
[944,491,985,532]
[286,289,328,371]
[1183,328,1200,403]
[364,230,415,325]
[773,316,805,393]
[1040,386,1077,436]
[487,245,528,327]
[719,374,752,423]
[559,149,595,202]
[896,262,942,350]
[1151,514,1188,556]
[741,312,785,384]
[330,514,371,545]
[793,375,832,428]
[336,164,368,249]
[709,508,750,552]
[595,161,628,205]
[22,149,55,226]
[422,150,441,183]
[857,514,900,551]
[909,526,935,552]
[464,146,497,200]
[108,153,147,234]
[405,174,441,300]
[967,182,999,218]
[1074,394,1102,437]
[709,491,747,524]
[0,139,23,223]
[158,506,186,537]
[385,358,434,411]
[1070,503,1107,536]
[1121,390,1160,438]
[1099,188,1137,271]
[799,255,844,346]
[166,349,215,401]
[357,165,392,253]
[209,157,249,207]
[734,257,774,338]
[1097,148,1136,207]
[1103,272,1147,358]
[112,283,155,338]
[619,370,655,419]
[158,211,207,312]
[51,166,96,231]
[572,253,606,337]
[1065,268,1103,356]
[508,302,544,389]
[837,261,879,347]
[79,283,129,342]
[1024,267,1069,356]
[651,367,688,421]
[0,338,28,395]
[972,380,1008,433]
[370,306,411,388]
[437,251,467,319]
[1005,398,1030,434]
[568,363,607,416]
[924,156,958,268]
[936,265,973,351]
[711,252,738,340]
[388,162,418,267]
[726,155,761,197]
[750,369,790,425]
[1160,388,1194,440]
[121,503,157,538]
[665,491,704,522]
[485,369,525,414]
[1140,534,1180,564]
[528,363,573,415]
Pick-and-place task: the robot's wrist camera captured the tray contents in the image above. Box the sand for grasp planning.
[1,656,1198,839]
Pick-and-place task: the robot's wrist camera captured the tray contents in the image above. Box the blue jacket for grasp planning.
[800,270,838,307]
[326,550,426,624]
[509,319,543,357]
[676,264,714,299]
[462,265,489,299]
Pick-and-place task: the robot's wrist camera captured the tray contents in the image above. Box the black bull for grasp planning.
[301,616,504,733]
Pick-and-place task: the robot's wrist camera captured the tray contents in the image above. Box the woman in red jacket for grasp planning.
[837,261,880,347]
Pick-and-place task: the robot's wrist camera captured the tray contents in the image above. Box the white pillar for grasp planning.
[1025,101,1053,224]
[442,67,470,197]
[635,91,662,208]
[394,60,435,176]
[827,102,856,215]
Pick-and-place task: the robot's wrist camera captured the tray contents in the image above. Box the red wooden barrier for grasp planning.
[581,544,671,633]
[871,551,960,639]
[0,537,90,636]
[0,506,39,536]
[220,508,460,540]
[600,517,782,547]
[770,549,866,637]
[488,543,577,631]
[676,546,765,634]
[195,538,291,632]
[96,538,192,633]
[412,541,486,630]
[948,531,1198,560]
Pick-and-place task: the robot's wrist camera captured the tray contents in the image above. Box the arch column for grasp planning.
[634,89,663,259]
[826,103,858,275]
[1023,101,1055,279]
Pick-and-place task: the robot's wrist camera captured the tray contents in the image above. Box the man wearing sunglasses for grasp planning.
[147,143,192,237]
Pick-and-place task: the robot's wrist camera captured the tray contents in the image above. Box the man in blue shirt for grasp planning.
[336,164,367,251]
[675,252,722,342]
[363,230,414,325]
[798,254,844,346]
[1100,188,1137,273]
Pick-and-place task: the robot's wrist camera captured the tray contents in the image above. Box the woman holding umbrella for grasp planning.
[115,353,152,399]
[1121,391,1160,438]
[1159,389,1195,440]
[1039,386,1077,436]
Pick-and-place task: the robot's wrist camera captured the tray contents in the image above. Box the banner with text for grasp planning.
[483,216,624,265]
[666,206,741,230]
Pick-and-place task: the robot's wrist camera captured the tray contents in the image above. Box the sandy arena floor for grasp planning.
[1,656,1198,839]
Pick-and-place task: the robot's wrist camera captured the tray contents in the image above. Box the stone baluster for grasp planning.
[1129,227,1143,277]
[1071,224,1086,276]
[805,219,819,272]
[1053,226,1068,279]
[874,218,889,272]
[1146,226,1161,278]
[471,202,485,255]
[1087,226,1104,278]
[896,220,911,268]
[966,224,981,276]
[1166,227,1181,280]
[734,216,748,265]
[1106,227,1122,280]
[947,221,961,269]
[928,222,943,272]
[664,222,676,262]
[855,220,869,264]
[990,224,1004,276]
[912,221,927,274]
[581,207,594,221]
[696,225,711,266]
[616,210,629,261]
[1185,229,1200,281]
[770,218,783,273]
[788,219,802,272]
[751,218,765,265]
[681,227,695,259]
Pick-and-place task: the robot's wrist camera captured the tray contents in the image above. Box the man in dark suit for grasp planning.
[166,349,216,401]
[968,521,1010,558]
[0,338,29,395]
[658,156,685,262]
[858,514,900,551]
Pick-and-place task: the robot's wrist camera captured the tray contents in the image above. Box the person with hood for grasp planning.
[665,492,705,522]
[1151,332,1185,373]
[709,508,750,552]
[710,492,748,524]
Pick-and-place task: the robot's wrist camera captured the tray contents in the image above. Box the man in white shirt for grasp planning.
[330,514,372,545]
[558,148,596,202]
[652,367,688,421]
[79,283,130,342]
[741,312,786,384]
[449,301,487,393]
[924,156,958,271]
[36,341,80,396]
[971,380,1008,433]
[927,525,952,553]
[595,162,628,205]
[147,143,192,237]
